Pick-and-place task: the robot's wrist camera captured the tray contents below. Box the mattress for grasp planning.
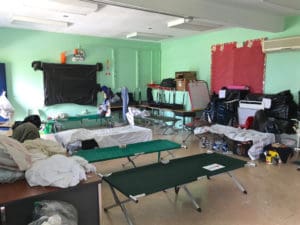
[44,125,152,152]
[194,124,275,160]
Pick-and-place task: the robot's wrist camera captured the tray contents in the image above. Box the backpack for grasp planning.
[160,78,176,88]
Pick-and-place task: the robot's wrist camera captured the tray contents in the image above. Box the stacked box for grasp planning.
[176,79,189,91]
[175,71,197,80]
[175,71,197,91]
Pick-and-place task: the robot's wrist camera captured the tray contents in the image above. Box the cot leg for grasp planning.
[182,186,202,212]
[144,120,152,127]
[227,172,247,194]
[123,156,138,168]
[166,150,175,158]
[160,123,177,135]
[104,198,132,211]
[106,185,134,225]
[183,132,193,144]
[125,156,137,168]
[160,150,176,162]
[161,126,169,135]
[174,186,180,194]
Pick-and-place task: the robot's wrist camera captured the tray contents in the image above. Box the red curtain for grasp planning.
[211,39,265,94]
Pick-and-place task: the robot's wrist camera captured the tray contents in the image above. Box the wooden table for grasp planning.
[0,174,101,225]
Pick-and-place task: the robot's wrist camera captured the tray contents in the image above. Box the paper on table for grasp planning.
[203,163,225,171]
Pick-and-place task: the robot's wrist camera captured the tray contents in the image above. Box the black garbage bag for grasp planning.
[160,78,176,88]
[245,90,298,120]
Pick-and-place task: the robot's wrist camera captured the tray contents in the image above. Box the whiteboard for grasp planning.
[188,81,210,110]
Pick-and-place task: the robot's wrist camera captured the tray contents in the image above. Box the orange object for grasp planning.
[60,52,66,64]
[74,48,78,55]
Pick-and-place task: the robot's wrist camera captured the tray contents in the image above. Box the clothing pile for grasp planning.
[0,135,96,187]
[0,135,31,183]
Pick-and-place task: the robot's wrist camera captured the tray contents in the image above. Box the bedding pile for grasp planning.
[53,125,152,152]
[25,154,96,188]
[0,135,95,187]
[194,124,275,160]
[0,135,32,183]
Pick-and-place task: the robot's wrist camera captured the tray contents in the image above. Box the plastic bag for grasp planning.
[0,91,14,119]
[28,200,78,225]
[0,168,24,183]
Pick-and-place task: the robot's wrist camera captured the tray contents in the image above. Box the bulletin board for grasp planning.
[211,39,265,94]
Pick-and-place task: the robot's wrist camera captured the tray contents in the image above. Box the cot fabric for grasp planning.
[75,139,181,163]
[104,153,246,197]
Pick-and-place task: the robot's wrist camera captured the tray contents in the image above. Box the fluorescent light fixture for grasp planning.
[168,17,222,31]
[23,0,100,15]
[11,16,71,28]
[126,32,173,41]
[261,0,300,11]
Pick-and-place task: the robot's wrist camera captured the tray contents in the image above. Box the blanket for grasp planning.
[194,124,275,160]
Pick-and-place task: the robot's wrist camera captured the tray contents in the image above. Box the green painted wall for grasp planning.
[161,16,300,103]
[0,28,160,119]
[2,16,300,121]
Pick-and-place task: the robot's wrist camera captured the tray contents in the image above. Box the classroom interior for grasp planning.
[1,1,300,225]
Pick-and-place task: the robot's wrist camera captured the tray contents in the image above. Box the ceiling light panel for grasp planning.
[261,0,300,11]
[11,15,71,28]
[168,18,222,31]
[126,32,173,41]
[23,0,100,15]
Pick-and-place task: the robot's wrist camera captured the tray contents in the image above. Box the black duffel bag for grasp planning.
[160,78,176,88]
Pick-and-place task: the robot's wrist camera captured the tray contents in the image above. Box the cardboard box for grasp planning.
[176,79,191,91]
[175,71,197,80]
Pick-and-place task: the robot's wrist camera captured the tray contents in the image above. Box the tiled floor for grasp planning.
[95,130,300,225]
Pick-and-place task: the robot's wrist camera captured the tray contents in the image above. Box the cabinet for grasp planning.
[0,175,101,225]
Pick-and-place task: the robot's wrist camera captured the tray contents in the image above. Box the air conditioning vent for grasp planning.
[263,36,300,53]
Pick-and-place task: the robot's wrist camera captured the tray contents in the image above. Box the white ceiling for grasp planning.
[0,0,300,41]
